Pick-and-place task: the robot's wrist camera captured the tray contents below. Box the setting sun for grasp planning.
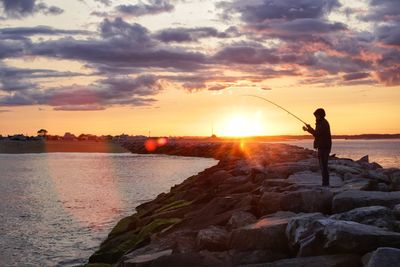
[220,112,265,137]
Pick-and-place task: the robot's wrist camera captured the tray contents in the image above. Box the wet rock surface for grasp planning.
[84,141,400,266]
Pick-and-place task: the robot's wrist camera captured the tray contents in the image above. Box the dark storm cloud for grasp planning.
[154,26,238,43]
[0,0,64,18]
[116,0,174,17]
[0,74,163,110]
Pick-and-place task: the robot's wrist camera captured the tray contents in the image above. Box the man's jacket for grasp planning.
[308,118,332,150]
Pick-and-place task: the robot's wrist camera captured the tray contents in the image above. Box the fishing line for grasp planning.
[242,95,308,126]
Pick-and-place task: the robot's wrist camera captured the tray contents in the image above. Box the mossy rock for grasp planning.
[108,214,139,238]
[154,200,192,214]
[89,218,182,264]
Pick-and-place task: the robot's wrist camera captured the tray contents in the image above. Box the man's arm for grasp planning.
[303,124,316,136]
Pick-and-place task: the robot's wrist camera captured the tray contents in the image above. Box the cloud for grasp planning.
[219,0,340,23]
[53,105,106,111]
[0,109,11,113]
[116,0,174,17]
[213,43,283,65]
[0,39,26,58]
[0,26,90,40]
[0,63,89,92]
[376,66,400,86]
[94,0,112,6]
[0,74,164,110]
[154,26,238,43]
[342,72,370,81]
[30,18,207,72]
[0,0,64,19]
[376,25,400,46]
[252,18,347,36]
[361,0,400,22]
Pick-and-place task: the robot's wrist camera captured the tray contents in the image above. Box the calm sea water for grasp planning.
[276,139,400,168]
[0,153,217,267]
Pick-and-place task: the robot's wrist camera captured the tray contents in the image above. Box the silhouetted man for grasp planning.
[303,108,332,186]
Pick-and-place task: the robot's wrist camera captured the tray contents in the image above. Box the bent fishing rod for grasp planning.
[243,95,309,126]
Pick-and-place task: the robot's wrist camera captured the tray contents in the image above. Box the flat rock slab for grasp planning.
[329,206,398,231]
[366,247,400,267]
[239,254,361,267]
[196,226,229,251]
[342,178,370,191]
[287,218,400,256]
[230,212,296,252]
[332,190,400,213]
[287,171,343,187]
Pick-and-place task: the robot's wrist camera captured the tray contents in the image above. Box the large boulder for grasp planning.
[332,190,400,213]
[259,189,333,215]
[229,212,296,252]
[182,194,253,229]
[287,218,400,256]
[365,247,400,267]
[238,254,361,267]
[285,213,326,250]
[227,211,257,230]
[342,178,371,191]
[329,164,363,177]
[196,226,229,251]
[330,206,399,231]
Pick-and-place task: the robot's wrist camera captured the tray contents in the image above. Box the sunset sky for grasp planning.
[0,0,399,137]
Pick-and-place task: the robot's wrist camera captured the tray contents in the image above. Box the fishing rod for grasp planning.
[243,95,308,126]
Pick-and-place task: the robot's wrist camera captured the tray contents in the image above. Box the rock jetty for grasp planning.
[85,140,400,267]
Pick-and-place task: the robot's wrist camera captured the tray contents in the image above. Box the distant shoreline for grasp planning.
[0,140,129,154]
[1,135,399,154]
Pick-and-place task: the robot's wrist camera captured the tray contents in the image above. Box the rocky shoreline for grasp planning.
[84,140,400,267]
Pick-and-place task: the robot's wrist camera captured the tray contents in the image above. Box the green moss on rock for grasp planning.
[89,218,182,264]
[155,200,192,214]
[108,214,139,238]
